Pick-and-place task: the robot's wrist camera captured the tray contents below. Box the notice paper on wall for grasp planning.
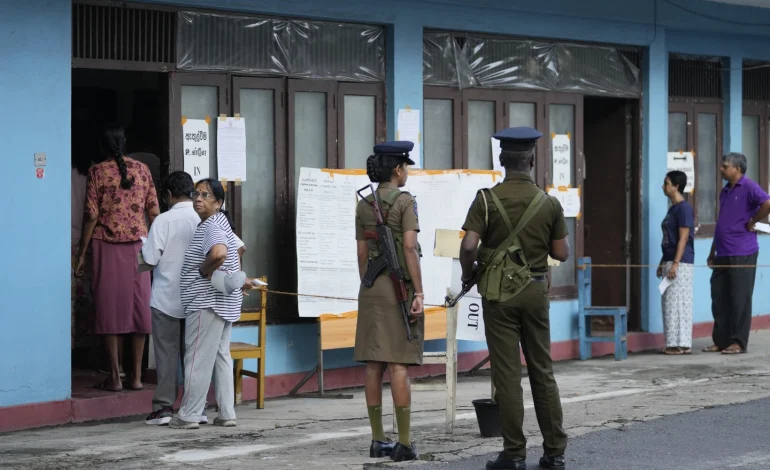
[217,116,247,181]
[397,108,421,168]
[547,186,581,218]
[666,151,695,193]
[491,137,503,174]
[183,118,210,180]
[295,168,500,317]
[552,133,572,187]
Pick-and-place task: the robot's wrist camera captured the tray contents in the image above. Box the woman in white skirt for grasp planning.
[657,170,695,355]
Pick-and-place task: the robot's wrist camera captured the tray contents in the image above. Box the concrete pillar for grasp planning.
[386,19,424,166]
[642,28,668,333]
[724,55,743,153]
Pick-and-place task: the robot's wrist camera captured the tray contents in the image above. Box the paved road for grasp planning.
[416,397,770,470]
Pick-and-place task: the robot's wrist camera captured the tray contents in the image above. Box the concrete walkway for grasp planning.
[2,330,770,469]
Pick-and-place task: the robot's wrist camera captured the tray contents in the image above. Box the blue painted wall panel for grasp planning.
[0,0,72,407]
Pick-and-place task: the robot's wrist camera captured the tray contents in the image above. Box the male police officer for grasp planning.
[459,127,570,470]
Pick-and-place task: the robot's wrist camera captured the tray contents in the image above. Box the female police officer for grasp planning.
[354,141,424,462]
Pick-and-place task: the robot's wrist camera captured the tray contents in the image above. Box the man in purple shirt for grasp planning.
[705,152,770,355]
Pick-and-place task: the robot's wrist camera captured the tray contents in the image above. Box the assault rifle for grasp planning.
[357,184,418,343]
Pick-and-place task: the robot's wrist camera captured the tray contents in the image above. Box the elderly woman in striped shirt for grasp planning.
[169,178,254,430]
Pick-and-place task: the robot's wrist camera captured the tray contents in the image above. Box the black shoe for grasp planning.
[486,452,526,470]
[369,439,395,458]
[390,442,418,461]
[539,454,566,469]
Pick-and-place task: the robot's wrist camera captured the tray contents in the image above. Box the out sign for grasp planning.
[36,168,45,179]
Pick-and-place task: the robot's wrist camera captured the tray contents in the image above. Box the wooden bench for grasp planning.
[231,276,268,408]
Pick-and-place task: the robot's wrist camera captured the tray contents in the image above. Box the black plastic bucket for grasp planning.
[472,398,502,438]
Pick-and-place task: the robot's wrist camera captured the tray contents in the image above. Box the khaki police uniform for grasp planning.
[354,182,425,365]
[462,173,569,459]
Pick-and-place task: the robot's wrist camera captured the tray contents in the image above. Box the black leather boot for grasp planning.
[539,454,566,469]
[486,451,526,470]
[369,439,395,458]
[390,442,419,461]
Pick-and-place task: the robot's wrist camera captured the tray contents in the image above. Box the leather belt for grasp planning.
[531,274,547,282]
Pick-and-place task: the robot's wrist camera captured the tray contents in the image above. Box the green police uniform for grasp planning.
[354,182,425,365]
[462,174,569,460]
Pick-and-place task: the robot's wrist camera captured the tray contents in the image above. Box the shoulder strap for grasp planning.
[486,189,514,233]
[381,188,406,206]
[481,191,547,263]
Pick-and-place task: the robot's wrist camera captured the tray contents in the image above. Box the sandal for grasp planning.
[93,378,122,392]
[721,344,746,355]
[663,347,683,355]
[680,348,692,355]
[702,344,721,352]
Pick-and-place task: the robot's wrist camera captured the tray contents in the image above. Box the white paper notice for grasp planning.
[547,187,581,218]
[552,134,572,187]
[754,222,770,234]
[666,152,695,193]
[397,108,421,168]
[183,119,210,180]
[659,276,673,295]
[217,117,247,181]
[491,137,503,174]
[296,169,500,317]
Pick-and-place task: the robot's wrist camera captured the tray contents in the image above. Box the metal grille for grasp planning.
[72,2,175,65]
[743,61,770,101]
[669,55,723,99]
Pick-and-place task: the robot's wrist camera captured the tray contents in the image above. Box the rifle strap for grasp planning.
[480,189,547,266]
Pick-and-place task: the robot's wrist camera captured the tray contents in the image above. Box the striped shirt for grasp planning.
[180,212,243,322]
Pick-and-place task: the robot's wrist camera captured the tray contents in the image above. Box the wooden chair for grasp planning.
[231,276,267,409]
[577,258,627,361]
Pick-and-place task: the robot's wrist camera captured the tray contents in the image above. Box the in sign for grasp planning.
[36,168,45,179]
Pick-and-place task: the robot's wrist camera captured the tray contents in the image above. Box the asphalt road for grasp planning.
[416,397,770,470]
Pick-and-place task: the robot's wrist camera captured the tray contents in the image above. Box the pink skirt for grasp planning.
[91,239,151,335]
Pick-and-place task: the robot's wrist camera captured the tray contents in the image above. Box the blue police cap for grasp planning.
[373,141,415,165]
[493,127,543,152]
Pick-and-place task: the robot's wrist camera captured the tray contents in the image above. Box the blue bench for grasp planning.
[577,257,628,361]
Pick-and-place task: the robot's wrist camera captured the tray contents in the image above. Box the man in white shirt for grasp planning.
[142,172,201,425]
[142,172,246,426]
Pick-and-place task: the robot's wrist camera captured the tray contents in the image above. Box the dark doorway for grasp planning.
[70,68,169,381]
[583,96,641,331]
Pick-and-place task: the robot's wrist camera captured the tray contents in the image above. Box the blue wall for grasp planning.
[0,0,72,407]
[6,0,770,407]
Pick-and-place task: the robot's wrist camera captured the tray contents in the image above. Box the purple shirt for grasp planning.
[714,176,770,257]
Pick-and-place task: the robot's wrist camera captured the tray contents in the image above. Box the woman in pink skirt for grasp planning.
[75,125,160,391]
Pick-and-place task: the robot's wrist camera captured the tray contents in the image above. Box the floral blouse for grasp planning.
[85,157,159,243]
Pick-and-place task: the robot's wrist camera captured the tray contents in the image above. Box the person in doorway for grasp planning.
[141,172,201,425]
[704,152,770,355]
[170,179,253,429]
[354,141,424,462]
[460,127,569,470]
[656,171,695,355]
[74,125,160,392]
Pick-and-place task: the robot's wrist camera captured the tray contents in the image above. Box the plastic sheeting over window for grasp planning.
[177,12,385,82]
[423,32,641,97]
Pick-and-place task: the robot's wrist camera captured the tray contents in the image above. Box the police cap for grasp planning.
[373,140,415,165]
[493,127,543,152]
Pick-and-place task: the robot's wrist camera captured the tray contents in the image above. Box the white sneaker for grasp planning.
[168,417,199,430]
[213,417,236,427]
